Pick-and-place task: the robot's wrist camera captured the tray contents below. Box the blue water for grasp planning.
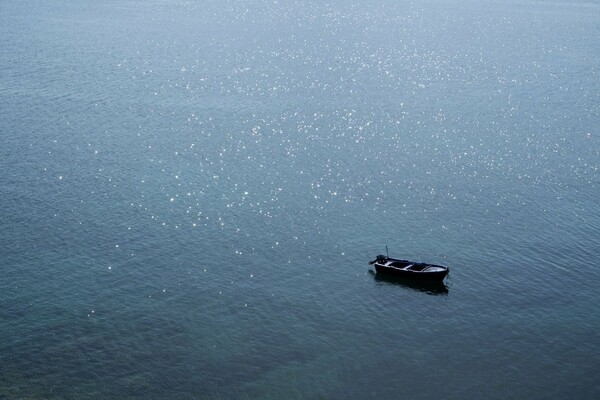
[1,0,599,398]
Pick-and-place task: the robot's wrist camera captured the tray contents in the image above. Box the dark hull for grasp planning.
[374,263,449,281]
[372,272,449,295]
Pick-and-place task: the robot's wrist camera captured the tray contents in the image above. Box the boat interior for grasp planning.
[387,261,441,272]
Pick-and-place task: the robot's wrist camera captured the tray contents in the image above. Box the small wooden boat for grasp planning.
[369,255,449,281]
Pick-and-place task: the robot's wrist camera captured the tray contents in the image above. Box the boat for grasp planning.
[369,255,449,281]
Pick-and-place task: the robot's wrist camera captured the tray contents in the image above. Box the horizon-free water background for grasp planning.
[1,0,599,398]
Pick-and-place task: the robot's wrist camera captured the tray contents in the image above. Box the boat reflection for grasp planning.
[369,270,449,296]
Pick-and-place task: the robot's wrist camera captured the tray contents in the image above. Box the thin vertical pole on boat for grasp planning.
[386,245,389,258]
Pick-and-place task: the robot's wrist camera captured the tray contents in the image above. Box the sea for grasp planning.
[1,0,599,399]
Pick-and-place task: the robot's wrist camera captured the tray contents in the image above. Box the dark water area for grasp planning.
[1,1,599,398]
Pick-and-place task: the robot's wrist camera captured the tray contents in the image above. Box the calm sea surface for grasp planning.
[1,0,599,398]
